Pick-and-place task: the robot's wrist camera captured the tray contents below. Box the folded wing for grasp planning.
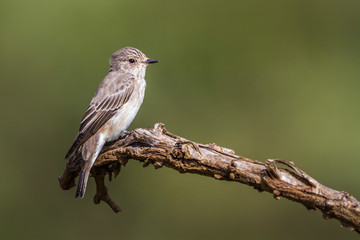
[65,75,134,159]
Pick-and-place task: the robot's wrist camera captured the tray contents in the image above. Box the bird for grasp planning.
[65,47,159,198]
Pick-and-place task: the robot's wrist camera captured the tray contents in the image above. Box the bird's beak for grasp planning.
[145,58,159,64]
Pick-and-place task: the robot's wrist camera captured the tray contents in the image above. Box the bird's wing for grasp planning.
[65,74,135,159]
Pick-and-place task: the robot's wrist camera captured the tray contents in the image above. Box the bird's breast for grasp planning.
[104,78,146,142]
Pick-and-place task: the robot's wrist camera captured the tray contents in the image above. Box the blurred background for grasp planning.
[1,0,360,239]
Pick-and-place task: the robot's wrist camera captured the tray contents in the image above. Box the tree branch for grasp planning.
[58,123,360,233]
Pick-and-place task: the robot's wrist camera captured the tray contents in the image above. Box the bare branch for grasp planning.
[59,123,360,233]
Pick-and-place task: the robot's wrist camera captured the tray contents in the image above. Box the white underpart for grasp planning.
[105,76,146,142]
[89,133,106,166]
[83,76,146,172]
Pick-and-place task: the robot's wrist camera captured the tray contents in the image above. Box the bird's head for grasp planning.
[110,47,158,73]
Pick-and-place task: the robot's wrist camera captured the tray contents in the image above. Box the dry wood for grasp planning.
[59,123,360,233]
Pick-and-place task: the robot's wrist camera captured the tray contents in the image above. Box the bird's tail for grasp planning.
[75,133,105,198]
[75,150,96,198]
[75,167,91,198]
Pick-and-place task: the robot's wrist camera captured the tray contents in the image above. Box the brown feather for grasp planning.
[65,75,135,158]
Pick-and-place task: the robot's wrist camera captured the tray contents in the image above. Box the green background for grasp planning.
[1,0,360,239]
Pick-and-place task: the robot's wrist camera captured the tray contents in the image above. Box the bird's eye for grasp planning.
[129,58,135,63]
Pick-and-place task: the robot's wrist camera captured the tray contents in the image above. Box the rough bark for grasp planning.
[59,123,360,233]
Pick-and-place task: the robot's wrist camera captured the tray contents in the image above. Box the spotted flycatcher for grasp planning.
[65,47,158,198]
